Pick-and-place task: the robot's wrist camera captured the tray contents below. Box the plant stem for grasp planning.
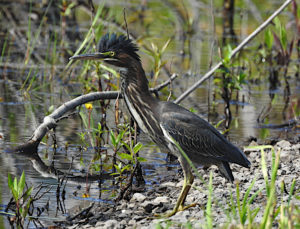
[175,0,293,104]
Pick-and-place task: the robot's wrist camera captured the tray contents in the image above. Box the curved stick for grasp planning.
[30,91,118,142]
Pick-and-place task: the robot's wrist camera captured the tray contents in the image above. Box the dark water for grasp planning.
[0,0,299,227]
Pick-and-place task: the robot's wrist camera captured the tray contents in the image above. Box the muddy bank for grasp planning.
[57,140,300,229]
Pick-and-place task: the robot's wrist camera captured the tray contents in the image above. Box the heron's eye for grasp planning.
[109,51,115,57]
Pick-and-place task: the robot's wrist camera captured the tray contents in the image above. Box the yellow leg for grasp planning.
[156,156,196,218]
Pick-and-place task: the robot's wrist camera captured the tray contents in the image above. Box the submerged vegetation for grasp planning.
[7,172,33,228]
[0,0,299,228]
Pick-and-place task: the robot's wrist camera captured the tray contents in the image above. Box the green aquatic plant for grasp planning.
[214,44,247,127]
[7,171,33,228]
[143,39,171,86]
[112,141,145,182]
[110,128,146,181]
[260,17,294,100]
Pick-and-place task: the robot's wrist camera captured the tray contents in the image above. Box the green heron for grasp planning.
[70,33,251,217]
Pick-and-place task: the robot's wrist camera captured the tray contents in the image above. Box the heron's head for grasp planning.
[70,33,140,70]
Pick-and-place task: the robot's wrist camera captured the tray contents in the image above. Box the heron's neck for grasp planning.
[120,63,161,135]
[120,62,150,95]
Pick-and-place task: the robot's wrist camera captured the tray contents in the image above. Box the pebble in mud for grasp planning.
[66,141,300,229]
[95,219,118,229]
[130,193,147,202]
[152,196,170,204]
[142,202,155,213]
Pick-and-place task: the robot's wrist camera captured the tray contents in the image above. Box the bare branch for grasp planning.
[30,91,119,143]
[150,73,177,92]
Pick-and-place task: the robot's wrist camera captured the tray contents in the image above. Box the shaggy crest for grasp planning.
[98,33,140,61]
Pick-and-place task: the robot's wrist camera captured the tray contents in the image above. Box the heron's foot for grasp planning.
[153,203,198,218]
[178,202,197,211]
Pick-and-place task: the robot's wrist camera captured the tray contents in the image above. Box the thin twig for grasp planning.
[207,0,217,122]
[67,203,95,221]
[88,0,95,15]
[174,0,293,104]
[150,73,177,92]
[89,0,97,52]
[115,163,138,202]
[123,8,129,39]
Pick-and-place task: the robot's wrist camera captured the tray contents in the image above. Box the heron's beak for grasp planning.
[69,52,107,61]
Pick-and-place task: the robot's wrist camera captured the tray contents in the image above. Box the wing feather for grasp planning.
[159,102,250,168]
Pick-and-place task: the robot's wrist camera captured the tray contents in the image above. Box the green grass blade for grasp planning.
[18,171,25,199]
[240,177,257,224]
[206,172,213,229]
[260,148,270,196]
[229,188,237,219]
[236,181,242,223]
[169,136,206,186]
[288,178,296,205]
[66,4,104,70]
[260,149,280,229]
